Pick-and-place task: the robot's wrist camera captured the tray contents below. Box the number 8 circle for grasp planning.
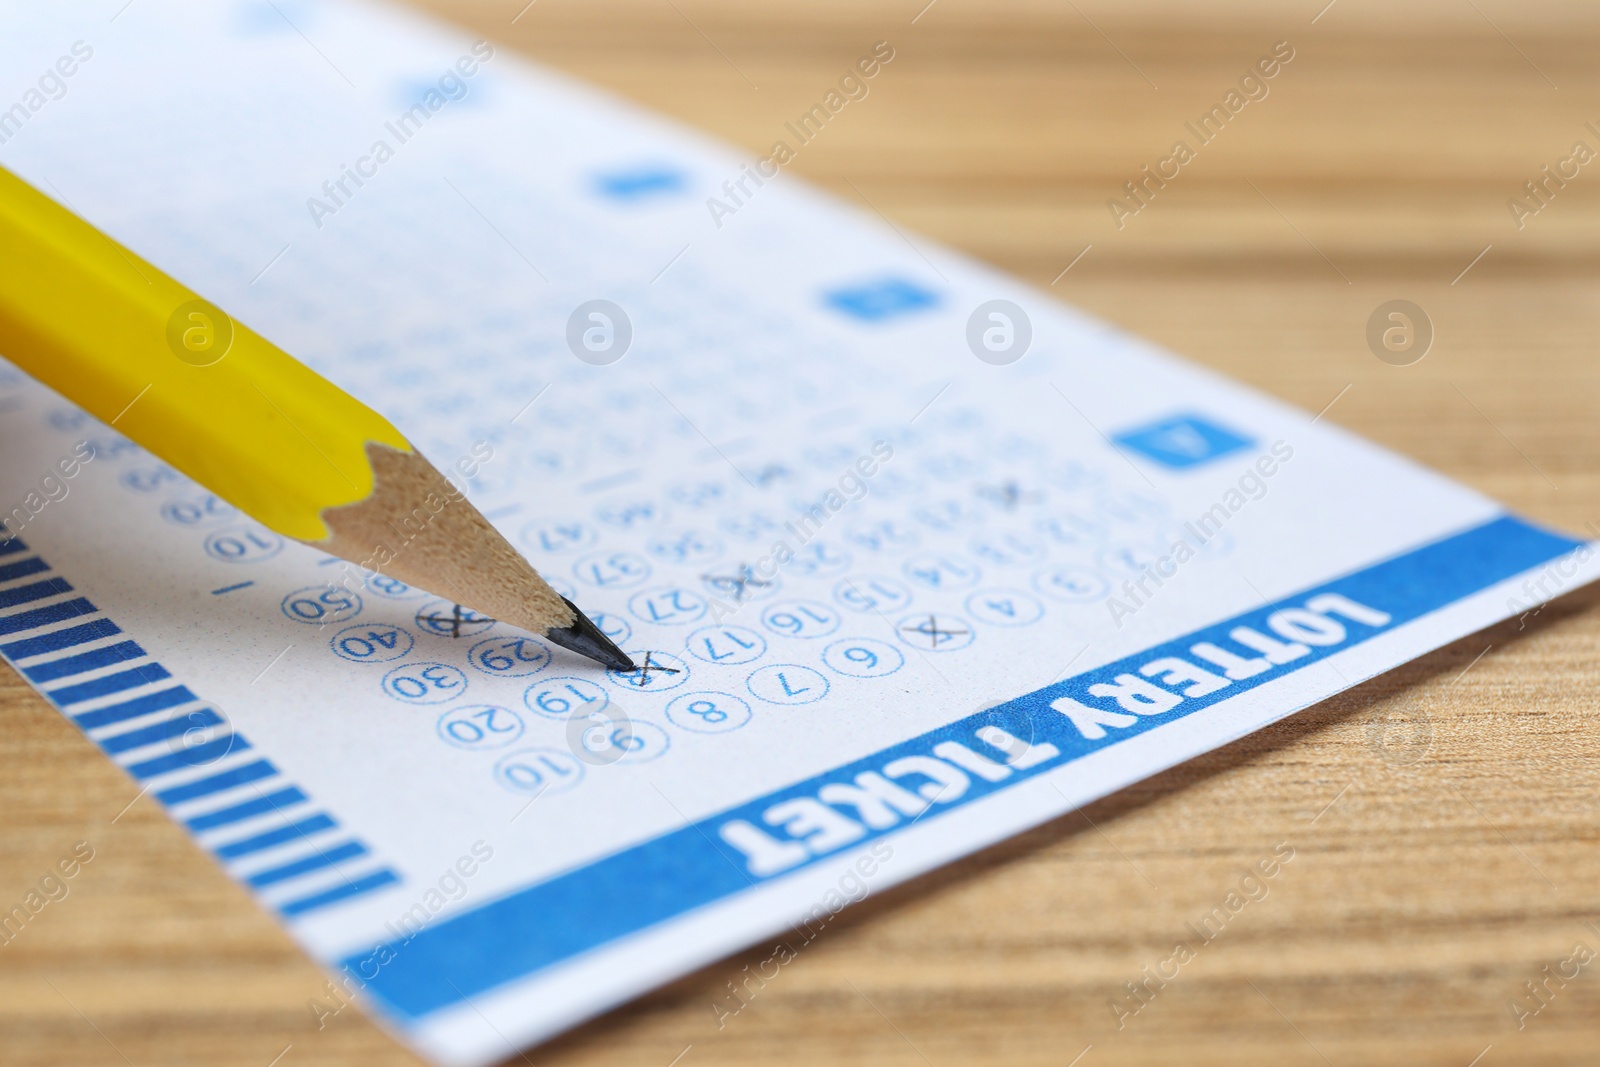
[666,691,751,734]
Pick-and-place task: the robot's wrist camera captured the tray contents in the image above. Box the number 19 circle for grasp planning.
[524,677,609,720]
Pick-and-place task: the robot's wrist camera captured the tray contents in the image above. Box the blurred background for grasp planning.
[8,1,1600,1065]
[418,0,1600,532]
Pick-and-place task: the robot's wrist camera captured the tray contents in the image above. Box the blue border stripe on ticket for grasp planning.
[0,528,404,919]
[350,514,1584,1022]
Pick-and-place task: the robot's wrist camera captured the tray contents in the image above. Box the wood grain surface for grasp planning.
[6,1,1600,1064]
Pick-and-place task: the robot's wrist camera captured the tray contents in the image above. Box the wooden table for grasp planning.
[6,1,1600,1063]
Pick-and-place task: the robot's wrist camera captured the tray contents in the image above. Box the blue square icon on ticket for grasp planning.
[1112,413,1255,469]
[594,165,688,200]
[824,278,940,321]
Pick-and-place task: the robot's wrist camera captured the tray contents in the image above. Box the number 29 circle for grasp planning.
[467,635,552,677]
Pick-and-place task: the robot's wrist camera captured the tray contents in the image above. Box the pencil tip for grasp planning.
[543,598,636,672]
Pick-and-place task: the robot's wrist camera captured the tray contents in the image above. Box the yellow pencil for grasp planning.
[0,164,633,672]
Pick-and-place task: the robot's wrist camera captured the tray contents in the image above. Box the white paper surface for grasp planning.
[0,2,1595,1063]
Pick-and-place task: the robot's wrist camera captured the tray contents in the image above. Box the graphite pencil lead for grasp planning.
[543,598,635,672]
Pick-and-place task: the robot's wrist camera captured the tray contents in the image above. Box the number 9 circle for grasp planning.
[821,637,904,678]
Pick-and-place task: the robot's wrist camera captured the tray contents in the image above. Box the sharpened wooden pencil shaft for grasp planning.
[317,444,633,671]
[320,443,571,633]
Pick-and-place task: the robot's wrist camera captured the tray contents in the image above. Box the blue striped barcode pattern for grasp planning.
[0,529,400,918]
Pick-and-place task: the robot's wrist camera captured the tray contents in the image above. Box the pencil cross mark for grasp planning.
[703,564,771,601]
[628,651,681,684]
[417,603,472,638]
[976,480,1038,510]
[751,464,791,487]
[900,613,968,648]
